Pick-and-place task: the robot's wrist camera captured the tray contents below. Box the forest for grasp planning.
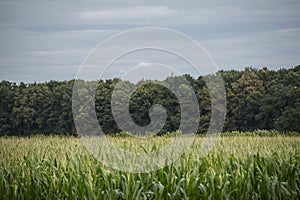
[0,65,299,136]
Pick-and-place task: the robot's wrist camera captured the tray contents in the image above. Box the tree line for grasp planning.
[0,66,299,136]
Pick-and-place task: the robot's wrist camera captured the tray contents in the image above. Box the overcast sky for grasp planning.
[0,0,299,82]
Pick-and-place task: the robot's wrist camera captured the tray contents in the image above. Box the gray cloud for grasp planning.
[0,0,299,82]
[77,6,177,21]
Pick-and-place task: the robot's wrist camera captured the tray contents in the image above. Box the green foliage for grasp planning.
[220,130,300,137]
[163,130,183,137]
[0,136,299,199]
[0,65,300,136]
[112,131,133,137]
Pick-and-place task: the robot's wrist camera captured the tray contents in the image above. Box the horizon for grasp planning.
[1,64,299,84]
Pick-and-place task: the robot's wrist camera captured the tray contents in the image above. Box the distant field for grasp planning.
[0,135,299,199]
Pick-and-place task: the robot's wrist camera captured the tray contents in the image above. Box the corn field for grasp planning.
[0,135,299,199]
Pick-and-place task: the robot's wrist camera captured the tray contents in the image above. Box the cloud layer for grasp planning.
[0,0,299,82]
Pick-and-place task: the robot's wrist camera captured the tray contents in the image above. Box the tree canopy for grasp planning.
[0,66,299,136]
